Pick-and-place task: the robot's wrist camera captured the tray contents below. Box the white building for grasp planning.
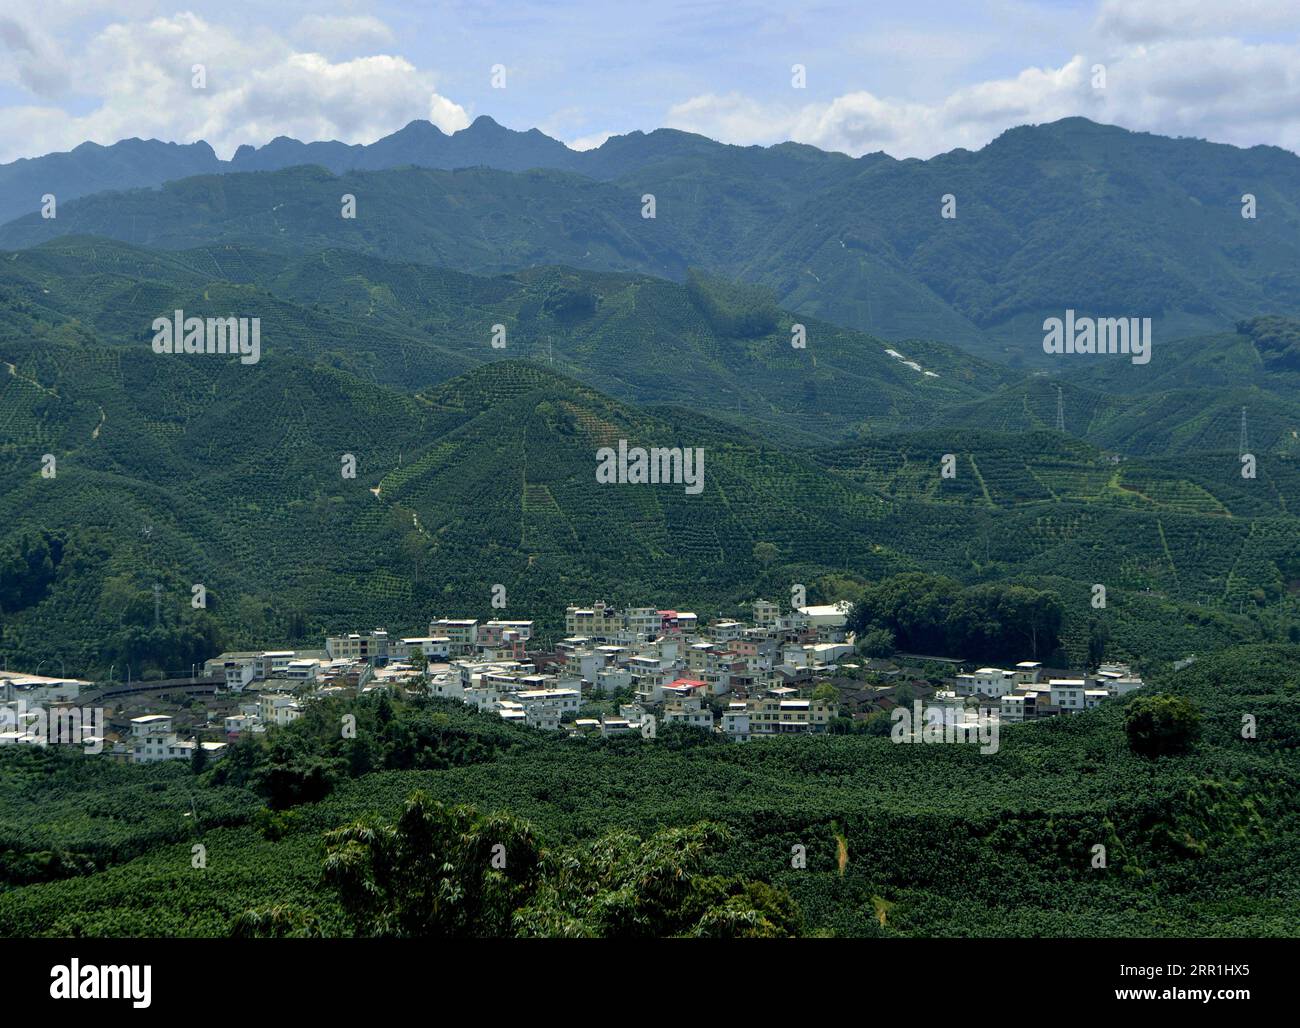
[956,667,1017,698]
[222,658,258,691]
[999,693,1036,723]
[398,637,451,661]
[721,704,751,741]
[259,693,303,726]
[1048,679,1087,712]
[0,673,86,706]
[130,714,226,764]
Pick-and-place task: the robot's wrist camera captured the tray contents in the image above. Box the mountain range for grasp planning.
[3,116,1300,362]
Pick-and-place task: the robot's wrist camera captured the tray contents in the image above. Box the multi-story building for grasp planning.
[1048,678,1087,712]
[746,696,838,735]
[662,696,714,730]
[721,703,751,741]
[429,619,479,655]
[259,693,303,726]
[565,602,621,640]
[752,599,779,627]
[222,658,258,691]
[130,714,226,764]
[999,692,1036,723]
[514,688,580,718]
[325,630,391,664]
[956,667,1017,698]
[396,637,451,661]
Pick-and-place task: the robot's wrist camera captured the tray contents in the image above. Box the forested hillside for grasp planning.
[0,237,1008,444]
[0,336,1294,677]
[2,645,1297,937]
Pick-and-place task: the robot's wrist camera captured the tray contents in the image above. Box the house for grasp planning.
[999,692,1036,723]
[397,637,451,661]
[623,607,661,640]
[746,696,838,734]
[752,599,779,627]
[796,602,852,641]
[427,673,466,702]
[596,666,634,694]
[662,696,714,730]
[710,620,744,642]
[660,678,708,705]
[325,630,391,664]
[514,688,580,718]
[282,659,319,683]
[659,610,699,635]
[429,619,479,655]
[600,717,637,737]
[130,714,227,765]
[1048,679,1087,712]
[259,693,303,726]
[721,703,751,741]
[0,673,86,707]
[1013,661,1043,684]
[222,657,258,691]
[482,620,534,643]
[1095,663,1145,696]
[565,602,621,640]
[224,713,262,739]
[260,651,298,677]
[956,667,1017,698]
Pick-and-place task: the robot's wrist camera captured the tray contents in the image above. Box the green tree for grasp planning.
[1125,694,1202,757]
[1087,618,1111,668]
[320,791,543,937]
[858,627,895,658]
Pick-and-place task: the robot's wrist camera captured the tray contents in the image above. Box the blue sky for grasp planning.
[1,1,1298,163]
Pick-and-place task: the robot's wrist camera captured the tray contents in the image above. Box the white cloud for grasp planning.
[0,11,468,162]
[292,15,396,55]
[666,38,1300,158]
[1094,0,1300,43]
[566,130,612,151]
[0,14,71,96]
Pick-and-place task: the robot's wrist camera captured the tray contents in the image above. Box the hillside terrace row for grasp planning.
[949,661,1146,721]
[0,602,1147,757]
[193,601,856,741]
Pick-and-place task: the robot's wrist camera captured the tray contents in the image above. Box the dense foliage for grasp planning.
[1,644,1297,937]
[1125,694,1203,757]
[236,791,800,938]
[847,572,1063,662]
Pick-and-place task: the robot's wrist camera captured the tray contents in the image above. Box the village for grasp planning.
[0,597,1146,762]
